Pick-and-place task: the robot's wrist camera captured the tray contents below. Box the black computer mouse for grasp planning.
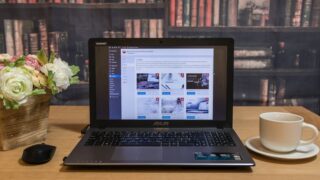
[22,143,56,164]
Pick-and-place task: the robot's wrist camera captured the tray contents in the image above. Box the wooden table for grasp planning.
[0,106,320,180]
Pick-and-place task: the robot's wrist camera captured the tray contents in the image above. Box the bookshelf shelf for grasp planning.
[235,69,320,77]
[168,27,320,34]
[0,3,165,10]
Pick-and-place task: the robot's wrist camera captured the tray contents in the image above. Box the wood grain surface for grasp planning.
[0,106,319,180]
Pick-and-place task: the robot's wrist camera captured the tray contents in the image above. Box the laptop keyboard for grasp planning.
[84,130,236,147]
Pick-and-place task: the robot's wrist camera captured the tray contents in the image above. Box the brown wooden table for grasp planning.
[0,106,320,180]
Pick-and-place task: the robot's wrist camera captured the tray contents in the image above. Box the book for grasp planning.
[127,0,137,3]
[4,20,15,56]
[234,59,272,69]
[48,32,68,58]
[213,0,220,26]
[269,0,279,26]
[0,34,4,53]
[137,0,146,3]
[228,0,238,26]
[183,0,191,27]
[234,48,273,58]
[220,0,228,26]
[238,0,270,26]
[260,78,269,105]
[133,19,141,38]
[268,79,276,106]
[29,33,39,55]
[157,19,163,38]
[311,0,320,27]
[205,0,212,27]
[170,0,176,26]
[284,0,293,26]
[124,19,133,38]
[23,34,30,55]
[191,0,197,27]
[38,19,48,55]
[301,0,312,27]
[292,0,303,27]
[176,0,183,27]
[149,19,158,38]
[276,78,286,100]
[103,31,111,38]
[198,0,205,27]
[13,20,23,56]
[141,19,149,38]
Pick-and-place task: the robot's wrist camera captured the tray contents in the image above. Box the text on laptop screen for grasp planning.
[95,46,228,121]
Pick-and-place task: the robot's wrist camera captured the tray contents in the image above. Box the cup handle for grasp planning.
[300,123,319,145]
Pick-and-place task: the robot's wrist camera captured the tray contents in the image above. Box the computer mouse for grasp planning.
[22,143,56,164]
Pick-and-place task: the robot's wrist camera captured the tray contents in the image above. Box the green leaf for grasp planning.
[70,76,79,85]
[49,51,56,63]
[48,71,58,95]
[3,99,19,109]
[14,56,25,67]
[70,65,80,76]
[32,89,46,96]
[36,49,48,65]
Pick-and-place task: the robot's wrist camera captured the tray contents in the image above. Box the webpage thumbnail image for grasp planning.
[186,73,209,96]
[186,97,210,119]
[161,73,185,95]
[137,73,159,96]
[161,97,184,119]
[137,97,160,119]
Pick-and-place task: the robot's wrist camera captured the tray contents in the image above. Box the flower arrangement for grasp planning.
[0,50,79,109]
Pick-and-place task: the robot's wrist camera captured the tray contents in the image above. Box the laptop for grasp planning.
[63,38,255,167]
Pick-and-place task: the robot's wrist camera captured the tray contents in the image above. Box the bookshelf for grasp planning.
[0,0,319,114]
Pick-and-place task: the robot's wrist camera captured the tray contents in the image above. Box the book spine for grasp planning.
[23,33,30,55]
[109,31,116,38]
[191,0,198,27]
[205,0,212,27]
[311,0,320,27]
[146,0,155,3]
[149,19,158,38]
[137,0,146,3]
[133,19,141,38]
[157,19,163,38]
[260,78,269,106]
[198,0,205,27]
[213,0,220,26]
[268,80,276,106]
[269,0,279,26]
[4,20,14,56]
[141,19,149,38]
[176,0,183,27]
[227,0,238,26]
[220,0,228,26]
[284,0,293,26]
[49,32,59,56]
[13,20,23,56]
[38,19,48,55]
[124,19,133,38]
[301,0,313,27]
[29,33,39,55]
[103,31,111,38]
[183,0,191,26]
[170,0,176,26]
[292,0,303,27]
[0,34,4,53]
[127,0,137,3]
[58,32,68,59]
[76,0,84,3]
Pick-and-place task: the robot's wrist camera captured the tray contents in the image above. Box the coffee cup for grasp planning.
[260,112,319,153]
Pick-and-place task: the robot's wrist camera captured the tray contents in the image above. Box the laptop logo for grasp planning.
[153,122,169,127]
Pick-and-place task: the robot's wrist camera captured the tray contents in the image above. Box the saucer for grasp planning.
[245,136,319,160]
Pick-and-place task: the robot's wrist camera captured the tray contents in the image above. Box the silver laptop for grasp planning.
[63,38,255,167]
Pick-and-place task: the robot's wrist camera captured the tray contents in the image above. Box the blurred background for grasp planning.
[0,0,319,114]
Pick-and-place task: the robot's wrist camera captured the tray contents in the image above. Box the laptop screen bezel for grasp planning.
[89,38,234,128]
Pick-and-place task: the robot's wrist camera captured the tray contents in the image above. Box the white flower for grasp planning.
[0,67,33,105]
[0,54,12,62]
[40,58,73,92]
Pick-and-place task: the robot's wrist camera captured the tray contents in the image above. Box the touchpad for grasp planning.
[111,147,163,161]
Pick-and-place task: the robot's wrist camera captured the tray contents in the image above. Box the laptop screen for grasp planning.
[94,45,228,121]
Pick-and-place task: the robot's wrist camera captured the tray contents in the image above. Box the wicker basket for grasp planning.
[0,94,51,151]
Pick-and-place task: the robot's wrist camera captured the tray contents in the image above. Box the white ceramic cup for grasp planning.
[259,112,319,152]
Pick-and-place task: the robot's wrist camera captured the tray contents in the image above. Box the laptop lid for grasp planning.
[88,38,233,128]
